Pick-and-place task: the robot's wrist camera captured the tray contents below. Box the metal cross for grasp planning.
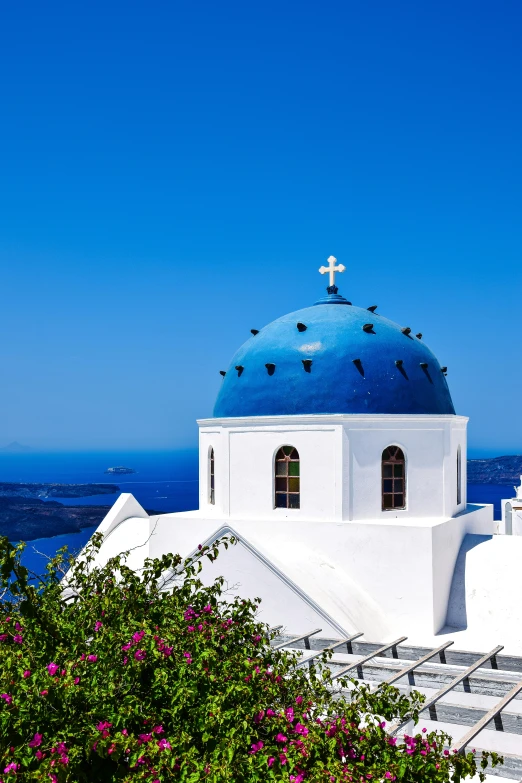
[319,255,345,287]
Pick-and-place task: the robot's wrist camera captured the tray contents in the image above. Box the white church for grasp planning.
[91,258,522,656]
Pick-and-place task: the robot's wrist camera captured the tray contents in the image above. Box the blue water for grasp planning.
[0,450,199,511]
[467,484,511,520]
[0,451,513,577]
[0,450,199,575]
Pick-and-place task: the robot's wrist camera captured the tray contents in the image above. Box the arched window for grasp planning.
[457,446,462,506]
[275,446,300,509]
[209,448,215,505]
[382,446,405,510]
[505,502,513,535]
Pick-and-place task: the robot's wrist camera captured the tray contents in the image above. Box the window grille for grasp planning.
[209,448,215,505]
[275,446,300,509]
[382,446,405,510]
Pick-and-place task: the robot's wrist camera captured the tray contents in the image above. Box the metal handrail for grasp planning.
[381,641,455,687]
[332,637,408,680]
[455,678,522,753]
[273,628,322,650]
[390,644,504,736]
[297,632,364,668]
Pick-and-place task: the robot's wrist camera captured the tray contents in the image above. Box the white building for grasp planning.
[500,477,522,536]
[90,258,522,655]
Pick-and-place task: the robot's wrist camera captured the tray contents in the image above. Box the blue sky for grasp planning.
[0,0,520,455]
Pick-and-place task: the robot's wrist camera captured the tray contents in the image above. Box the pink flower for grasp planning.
[285,707,294,723]
[138,733,152,743]
[4,762,19,773]
[294,723,309,736]
[122,729,128,736]
[187,626,195,632]
[295,695,303,705]
[203,604,213,613]
[385,774,393,780]
[0,634,8,642]
[29,733,43,748]
[268,757,275,767]
[74,677,80,685]
[94,621,103,632]
[36,750,44,760]
[47,662,59,676]
[158,738,171,751]
[132,630,145,644]
[40,690,48,696]
[121,642,132,651]
[250,740,264,754]
[96,721,113,732]
[87,654,97,663]
[134,649,146,661]
[153,725,164,734]
[13,635,23,644]
[279,753,288,765]
[23,670,31,678]
[276,733,287,743]
[0,693,12,705]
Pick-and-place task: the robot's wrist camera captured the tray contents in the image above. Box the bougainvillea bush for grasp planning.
[0,534,500,782]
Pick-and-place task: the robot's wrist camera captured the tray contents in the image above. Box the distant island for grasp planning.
[0,482,120,500]
[0,441,32,453]
[105,466,136,475]
[0,483,122,541]
[468,455,522,485]
[0,480,158,541]
[0,497,111,542]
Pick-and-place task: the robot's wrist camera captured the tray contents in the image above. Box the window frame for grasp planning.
[274,445,300,509]
[381,445,406,511]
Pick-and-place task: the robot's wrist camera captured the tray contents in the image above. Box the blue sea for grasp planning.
[0,450,198,575]
[0,451,512,577]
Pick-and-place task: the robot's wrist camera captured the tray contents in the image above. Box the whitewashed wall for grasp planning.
[199,414,468,522]
[501,499,522,535]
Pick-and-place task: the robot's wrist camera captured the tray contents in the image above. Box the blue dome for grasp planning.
[214,291,455,418]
